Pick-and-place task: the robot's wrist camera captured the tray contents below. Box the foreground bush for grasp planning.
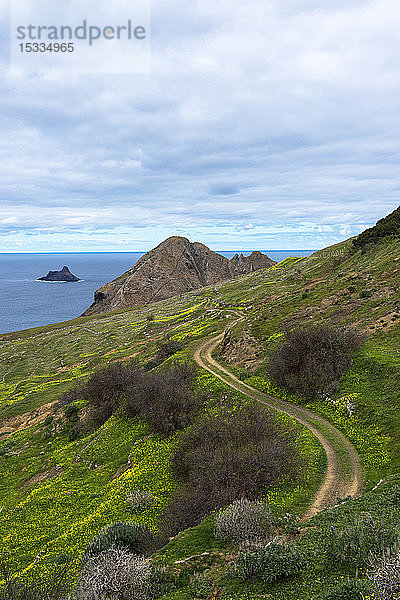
[268,325,364,398]
[82,522,154,563]
[233,542,307,582]
[368,547,400,600]
[76,547,170,600]
[316,579,370,600]
[214,498,275,546]
[325,513,400,573]
[162,404,299,535]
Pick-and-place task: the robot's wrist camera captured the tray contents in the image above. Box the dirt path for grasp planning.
[193,319,362,521]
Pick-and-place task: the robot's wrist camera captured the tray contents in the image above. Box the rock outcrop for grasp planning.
[37,266,81,282]
[84,236,276,315]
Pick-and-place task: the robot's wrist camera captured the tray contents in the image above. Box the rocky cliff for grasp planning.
[83,237,276,315]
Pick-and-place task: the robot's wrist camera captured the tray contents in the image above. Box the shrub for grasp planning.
[316,579,370,600]
[301,292,309,299]
[367,547,400,600]
[348,286,357,293]
[146,313,155,322]
[126,490,155,511]
[60,362,143,430]
[359,290,373,299]
[352,205,400,251]
[324,513,400,573]
[268,325,364,398]
[233,542,307,582]
[189,571,212,599]
[163,404,299,535]
[156,337,183,362]
[130,363,204,435]
[63,404,79,419]
[236,368,252,381]
[214,498,275,546]
[76,547,153,600]
[82,522,154,563]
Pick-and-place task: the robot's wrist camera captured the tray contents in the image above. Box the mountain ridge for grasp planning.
[83,236,276,315]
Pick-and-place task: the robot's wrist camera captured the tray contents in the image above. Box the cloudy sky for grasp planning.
[1,0,400,252]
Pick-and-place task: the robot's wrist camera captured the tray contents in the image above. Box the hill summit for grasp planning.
[84,236,276,314]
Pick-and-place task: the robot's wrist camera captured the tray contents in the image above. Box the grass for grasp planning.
[0,234,398,598]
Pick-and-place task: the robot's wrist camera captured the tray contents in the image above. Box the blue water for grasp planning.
[0,251,313,334]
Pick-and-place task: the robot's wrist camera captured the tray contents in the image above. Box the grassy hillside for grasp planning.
[0,232,399,598]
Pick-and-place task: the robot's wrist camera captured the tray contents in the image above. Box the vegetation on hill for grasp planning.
[0,217,399,598]
[352,204,400,251]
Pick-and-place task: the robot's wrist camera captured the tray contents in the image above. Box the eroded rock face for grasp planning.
[37,266,81,282]
[84,236,276,315]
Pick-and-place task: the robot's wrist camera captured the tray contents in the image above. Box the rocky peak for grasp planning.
[83,237,276,315]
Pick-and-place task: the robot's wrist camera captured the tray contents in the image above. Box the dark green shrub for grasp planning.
[324,513,400,572]
[236,368,252,381]
[43,416,53,426]
[316,579,370,599]
[82,521,154,562]
[301,292,309,299]
[359,290,373,299]
[348,286,357,293]
[233,542,307,582]
[352,205,400,251]
[146,313,155,322]
[189,571,212,598]
[63,404,79,419]
[156,337,183,362]
[268,325,364,398]
[144,358,159,371]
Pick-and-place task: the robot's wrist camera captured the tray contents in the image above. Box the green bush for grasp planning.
[316,579,370,600]
[233,542,307,582]
[82,521,154,563]
[352,205,400,250]
[189,571,212,598]
[324,513,400,572]
[236,368,252,381]
[359,290,373,299]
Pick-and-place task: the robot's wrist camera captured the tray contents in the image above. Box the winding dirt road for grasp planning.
[193,318,362,521]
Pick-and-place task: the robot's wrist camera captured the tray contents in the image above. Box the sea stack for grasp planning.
[37,266,81,282]
[83,236,276,315]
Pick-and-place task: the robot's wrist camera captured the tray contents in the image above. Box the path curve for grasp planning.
[193,317,362,521]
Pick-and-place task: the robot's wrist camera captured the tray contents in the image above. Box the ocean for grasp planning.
[0,251,313,335]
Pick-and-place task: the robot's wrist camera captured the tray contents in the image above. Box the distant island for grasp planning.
[37,266,81,282]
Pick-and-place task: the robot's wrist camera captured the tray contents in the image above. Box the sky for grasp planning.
[1,0,400,252]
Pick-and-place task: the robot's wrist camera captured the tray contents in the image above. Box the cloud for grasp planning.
[0,0,399,251]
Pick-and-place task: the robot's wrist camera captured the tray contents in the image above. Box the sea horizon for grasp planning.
[0,250,314,334]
